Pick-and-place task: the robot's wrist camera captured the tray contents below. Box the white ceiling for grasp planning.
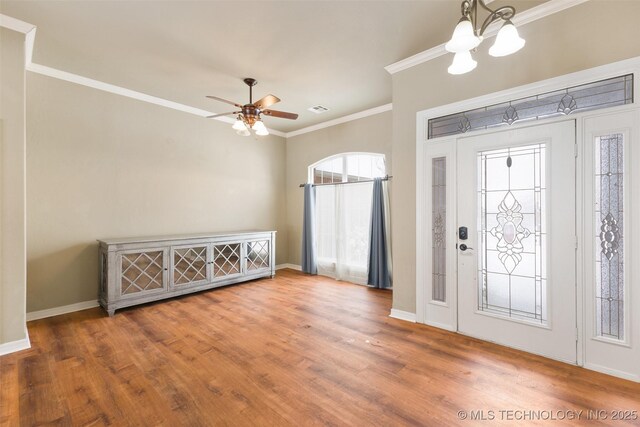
[1,0,545,132]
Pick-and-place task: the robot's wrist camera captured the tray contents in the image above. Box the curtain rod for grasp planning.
[299,175,392,188]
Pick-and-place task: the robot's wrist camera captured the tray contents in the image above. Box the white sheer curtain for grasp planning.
[316,181,373,284]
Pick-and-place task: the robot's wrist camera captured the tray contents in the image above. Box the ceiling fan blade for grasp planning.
[206,111,241,119]
[206,95,243,108]
[262,109,298,120]
[254,94,281,110]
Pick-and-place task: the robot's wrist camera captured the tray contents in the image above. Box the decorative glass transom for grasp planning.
[595,133,625,340]
[478,144,547,323]
[432,157,447,302]
[428,74,633,139]
[213,243,241,277]
[246,240,270,271]
[121,251,164,295]
[173,246,207,286]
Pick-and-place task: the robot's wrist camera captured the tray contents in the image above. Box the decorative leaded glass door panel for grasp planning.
[171,245,210,288]
[457,121,577,364]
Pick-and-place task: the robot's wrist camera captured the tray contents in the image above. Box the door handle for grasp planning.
[459,244,473,252]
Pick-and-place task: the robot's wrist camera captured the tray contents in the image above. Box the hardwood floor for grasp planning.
[1,269,639,426]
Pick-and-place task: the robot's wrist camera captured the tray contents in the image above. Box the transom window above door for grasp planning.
[309,153,386,184]
[427,74,633,139]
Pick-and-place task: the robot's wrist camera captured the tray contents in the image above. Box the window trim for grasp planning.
[308,152,386,184]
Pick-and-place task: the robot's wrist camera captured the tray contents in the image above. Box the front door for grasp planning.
[457,121,577,364]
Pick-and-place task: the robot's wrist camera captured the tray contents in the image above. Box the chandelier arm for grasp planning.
[478,6,515,36]
[461,0,472,17]
[476,0,494,14]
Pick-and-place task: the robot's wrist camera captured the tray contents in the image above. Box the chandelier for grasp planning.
[445,0,525,75]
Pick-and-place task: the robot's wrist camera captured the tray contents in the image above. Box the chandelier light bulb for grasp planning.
[445,17,481,53]
[489,20,525,57]
[448,50,477,75]
[236,127,251,137]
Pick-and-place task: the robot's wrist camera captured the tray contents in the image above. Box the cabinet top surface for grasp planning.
[98,230,276,246]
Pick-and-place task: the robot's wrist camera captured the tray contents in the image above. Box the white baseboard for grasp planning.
[389,309,416,323]
[0,335,31,356]
[27,300,100,321]
[423,319,457,332]
[276,263,302,271]
[584,363,640,383]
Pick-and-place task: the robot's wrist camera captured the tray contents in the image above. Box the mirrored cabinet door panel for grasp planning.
[119,250,167,297]
[213,243,242,279]
[246,240,270,272]
[172,245,209,287]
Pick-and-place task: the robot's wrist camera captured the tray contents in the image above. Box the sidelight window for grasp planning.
[594,133,625,340]
[432,157,447,302]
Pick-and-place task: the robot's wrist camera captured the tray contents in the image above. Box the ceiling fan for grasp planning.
[206,78,298,136]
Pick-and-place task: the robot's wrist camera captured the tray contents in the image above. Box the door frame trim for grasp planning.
[416,56,640,371]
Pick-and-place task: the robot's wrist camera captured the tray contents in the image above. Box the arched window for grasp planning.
[308,152,386,184]
[309,153,387,284]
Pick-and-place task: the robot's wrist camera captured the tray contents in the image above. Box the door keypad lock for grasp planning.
[458,226,468,240]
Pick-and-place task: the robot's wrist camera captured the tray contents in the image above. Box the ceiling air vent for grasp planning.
[307,105,330,114]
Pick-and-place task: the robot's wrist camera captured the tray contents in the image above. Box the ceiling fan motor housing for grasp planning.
[242,104,259,126]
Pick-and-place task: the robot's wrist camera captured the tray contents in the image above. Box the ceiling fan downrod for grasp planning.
[244,78,257,104]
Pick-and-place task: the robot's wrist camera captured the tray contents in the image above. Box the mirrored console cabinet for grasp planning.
[98,231,276,316]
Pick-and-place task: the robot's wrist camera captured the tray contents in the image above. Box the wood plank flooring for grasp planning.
[1,269,639,426]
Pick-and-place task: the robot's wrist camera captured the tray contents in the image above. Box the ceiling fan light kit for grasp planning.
[445,0,525,75]
[206,78,298,136]
[232,115,246,131]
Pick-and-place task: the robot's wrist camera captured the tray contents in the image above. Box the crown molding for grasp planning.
[1,12,385,139]
[0,13,35,34]
[285,103,392,138]
[0,13,37,67]
[25,63,286,137]
[27,63,230,121]
[3,12,386,139]
[1,13,286,137]
[384,0,590,75]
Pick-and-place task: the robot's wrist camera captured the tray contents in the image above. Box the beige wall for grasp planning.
[285,111,392,266]
[26,73,287,312]
[14,0,640,319]
[391,0,640,313]
[0,27,27,345]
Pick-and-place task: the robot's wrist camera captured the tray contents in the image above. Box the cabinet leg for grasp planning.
[107,309,116,317]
